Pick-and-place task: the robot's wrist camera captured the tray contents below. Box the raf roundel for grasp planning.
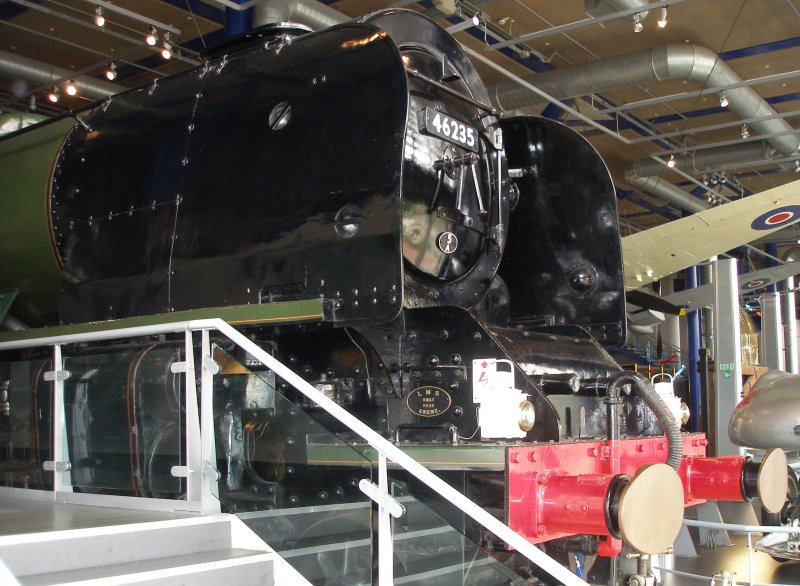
[751,205,800,230]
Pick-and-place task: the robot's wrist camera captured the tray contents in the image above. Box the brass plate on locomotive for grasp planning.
[407,385,452,417]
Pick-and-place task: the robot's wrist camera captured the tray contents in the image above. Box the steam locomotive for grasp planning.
[0,9,788,585]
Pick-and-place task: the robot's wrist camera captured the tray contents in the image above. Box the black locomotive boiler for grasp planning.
[0,9,786,586]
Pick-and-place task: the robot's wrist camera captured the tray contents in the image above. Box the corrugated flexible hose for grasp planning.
[609,371,683,470]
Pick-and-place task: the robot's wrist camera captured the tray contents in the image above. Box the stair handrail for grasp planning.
[0,317,588,586]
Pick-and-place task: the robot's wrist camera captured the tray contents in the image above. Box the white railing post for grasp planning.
[200,329,221,513]
[182,330,203,504]
[378,452,392,586]
[46,344,72,495]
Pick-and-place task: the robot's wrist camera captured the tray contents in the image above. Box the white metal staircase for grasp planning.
[0,507,309,586]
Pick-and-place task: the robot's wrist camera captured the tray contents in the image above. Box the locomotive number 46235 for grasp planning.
[419,108,479,153]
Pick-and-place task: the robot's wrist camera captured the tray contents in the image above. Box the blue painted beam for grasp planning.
[161,0,226,24]
[719,36,800,61]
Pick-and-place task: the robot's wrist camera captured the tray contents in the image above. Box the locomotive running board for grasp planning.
[0,299,324,345]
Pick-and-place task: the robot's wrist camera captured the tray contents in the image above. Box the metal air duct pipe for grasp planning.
[624,173,708,213]
[253,0,348,29]
[493,44,800,157]
[627,141,775,178]
[0,50,122,101]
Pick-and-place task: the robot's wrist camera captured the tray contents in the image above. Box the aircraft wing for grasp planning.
[622,179,800,291]
[660,262,800,311]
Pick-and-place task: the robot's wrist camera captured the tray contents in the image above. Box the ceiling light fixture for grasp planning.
[667,154,676,168]
[657,7,668,28]
[65,79,77,96]
[48,86,59,103]
[719,92,729,108]
[145,26,158,46]
[472,12,481,27]
[633,14,643,33]
[161,33,173,60]
[740,124,749,139]
[94,6,105,27]
[702,173,709,185]
[105,62,117,81]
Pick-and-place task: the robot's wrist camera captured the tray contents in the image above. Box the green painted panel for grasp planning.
[0,290,18,323]
[0,119,74,325]
[0,299,324,345]
[306,442,507,471]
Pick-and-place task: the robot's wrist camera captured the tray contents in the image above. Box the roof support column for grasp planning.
[712,258,744,457]
[761,292,785,371]
[782,277,798,374]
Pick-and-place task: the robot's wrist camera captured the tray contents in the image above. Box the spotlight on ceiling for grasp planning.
[146,26,158,46]
[161,33,173,59]
[472,12,481,26]
[719,92,729,108]
[94,6,105,27]
[105,62,117,81]
[667,154,676,168]
[702,174,709,185]
[741,124,749,139]
[633,14,643,33]
[657,7,668,28]
[48,87,59,103]
[65,80,77,96]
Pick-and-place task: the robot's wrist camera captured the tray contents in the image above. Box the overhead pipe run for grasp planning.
[624,174,708,213]
[627,141,775,179]
[494,43,799,157]
[0,50,122,101]
[492,42,799,212]
[252,0,348,29]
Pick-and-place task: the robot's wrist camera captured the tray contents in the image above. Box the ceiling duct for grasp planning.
[0,50,122,101]
[627,141,775,178]
[624,174,708,213]
[252,0,348,29]
[493,43,799,212]
[584,0,650,21]
[493,44,799,158]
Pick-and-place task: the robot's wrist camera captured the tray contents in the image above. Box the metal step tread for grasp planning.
[17,547,274,586]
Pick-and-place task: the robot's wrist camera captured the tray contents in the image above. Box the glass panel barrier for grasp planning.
[61,344,186,498]
[211,345,374,586]
[390,480,531,585]
[0,357,52,489]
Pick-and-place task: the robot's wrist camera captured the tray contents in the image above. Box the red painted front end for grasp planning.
[507,433,749,553]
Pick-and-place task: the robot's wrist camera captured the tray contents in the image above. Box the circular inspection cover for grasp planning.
[758,448,788,514]
[618,463,684,554]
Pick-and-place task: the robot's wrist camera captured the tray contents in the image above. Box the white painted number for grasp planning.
[432,112,442,134]
[428,110,476,151]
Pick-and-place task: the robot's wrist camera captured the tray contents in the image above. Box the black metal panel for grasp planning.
[52,75,202,321]
[357,307,561,443]
[53,24,407,324]
[497,116,626,348]
[362,10,510,312]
